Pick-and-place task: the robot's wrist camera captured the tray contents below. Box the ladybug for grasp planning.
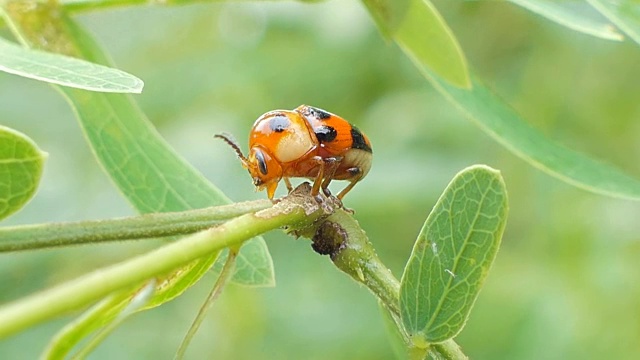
[216,105,372,201]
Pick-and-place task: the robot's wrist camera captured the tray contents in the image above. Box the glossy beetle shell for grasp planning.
[218,105,372,200]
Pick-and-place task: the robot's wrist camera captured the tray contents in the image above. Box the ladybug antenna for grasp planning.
[215,133,248,163]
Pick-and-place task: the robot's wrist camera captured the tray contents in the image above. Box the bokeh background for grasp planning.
[2,1,640,359]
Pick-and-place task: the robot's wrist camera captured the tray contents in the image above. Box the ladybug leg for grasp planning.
[320,157,343,197]
[284,177,293,192]
[337,167,362,200]
[311,156,326,199]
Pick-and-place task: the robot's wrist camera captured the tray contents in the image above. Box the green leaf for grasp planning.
[0,126,47,221]
[363,0,471,89]
[17,3,272,283]
[586,0,640,45]
[0,36,144,93]
[421,66,640,200]
[43,291,133,359]
[400,165,508,343]
[508,0,623,41]
[62,20,272,273]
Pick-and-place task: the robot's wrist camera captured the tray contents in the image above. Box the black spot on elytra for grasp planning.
[269,115,290,133]
[309,106,332,120]
[350,126,372,153]
[315,125,338,143]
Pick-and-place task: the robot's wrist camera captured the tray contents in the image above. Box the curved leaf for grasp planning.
[586,0,640,45]
[400,165,508,343]
[508,0,623,41]
[43,291,132,359]
[422,67,640,200]
[363,0,471,89]
[0,126,47,221]
[0,36,143,93]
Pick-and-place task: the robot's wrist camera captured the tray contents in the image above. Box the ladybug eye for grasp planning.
[255,150,268,175]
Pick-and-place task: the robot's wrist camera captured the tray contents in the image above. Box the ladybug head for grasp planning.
[215,133,283,199]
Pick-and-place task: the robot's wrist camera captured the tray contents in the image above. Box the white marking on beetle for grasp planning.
[275,121,314,162]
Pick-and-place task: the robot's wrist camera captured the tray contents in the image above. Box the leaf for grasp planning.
[400,165,508,343]
[363,0,471,89]
[420,66,640,200]
[59,17,273,280]
[586,0,640,45]
[0,126,47,221]
[0,36,144,93]
[43,291,132,359]
[55,26,274,287]
[508,0,623,41]
[2,2,273,357]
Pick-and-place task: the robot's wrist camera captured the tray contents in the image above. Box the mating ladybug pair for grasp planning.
[216,105,372,201]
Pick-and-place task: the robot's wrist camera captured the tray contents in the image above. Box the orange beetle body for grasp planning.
[217,105,372,200]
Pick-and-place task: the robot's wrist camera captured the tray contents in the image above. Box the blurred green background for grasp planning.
[2,1,640,359]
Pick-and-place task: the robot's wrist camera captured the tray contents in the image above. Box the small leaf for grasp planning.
[0,126,47,221]
[422,68,640,200]
[0,36,144,93]
[400,165,508,343]
[508,0,623,41]
[363,0,471,88]
[586,0,640,45]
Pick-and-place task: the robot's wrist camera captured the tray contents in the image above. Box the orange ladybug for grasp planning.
[216,105,372,200]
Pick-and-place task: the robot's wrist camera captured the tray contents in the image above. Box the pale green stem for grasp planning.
[0,199,315,339]
[0,199,271,252]
[174,249,237,360]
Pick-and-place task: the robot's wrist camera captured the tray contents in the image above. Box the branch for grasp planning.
[0,184,333,339]
[0,200,271,252]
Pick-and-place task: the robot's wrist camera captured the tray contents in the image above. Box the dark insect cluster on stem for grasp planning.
[311,221,347,259]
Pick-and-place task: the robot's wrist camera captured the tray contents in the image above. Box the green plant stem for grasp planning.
[0,199,271,252]
[174,248,237,360]
[0,196,320,339]
[328,210,401,315]
[313,209,467,360]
